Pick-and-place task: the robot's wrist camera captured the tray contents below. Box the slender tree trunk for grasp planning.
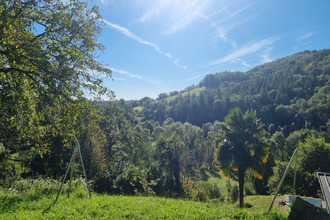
[173,158,181,194]
[238,167,245,208]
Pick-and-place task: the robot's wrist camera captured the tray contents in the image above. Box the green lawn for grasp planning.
[0,188,287,219]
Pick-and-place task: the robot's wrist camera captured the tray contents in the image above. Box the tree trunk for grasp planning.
[238,167,245,208]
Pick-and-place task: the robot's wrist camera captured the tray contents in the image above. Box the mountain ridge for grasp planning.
[130,49,329,135]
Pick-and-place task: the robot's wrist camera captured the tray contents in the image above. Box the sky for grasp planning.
[89,0,330,100]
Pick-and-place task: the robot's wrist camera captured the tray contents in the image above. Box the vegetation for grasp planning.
[0,179,288,219]
[0,0,329,218]
[0,0,111,186]
[134,50,330,130]
[217,107,269,207]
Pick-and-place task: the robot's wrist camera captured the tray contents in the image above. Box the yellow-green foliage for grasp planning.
[133,106,144,112]
[166,87,206,101]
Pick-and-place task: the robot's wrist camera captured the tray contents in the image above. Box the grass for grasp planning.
[166,87,206,102]
[133,87,206,113]
[0,177,288,219]
[0,189,288,219]
[133,106,143,112]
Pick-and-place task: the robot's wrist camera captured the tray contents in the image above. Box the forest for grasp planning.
[1,0,330,216]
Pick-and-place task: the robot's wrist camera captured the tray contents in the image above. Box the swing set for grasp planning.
[267,148,330,214]
[53,141,91,205]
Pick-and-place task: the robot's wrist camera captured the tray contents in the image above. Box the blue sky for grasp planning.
[90,0,330,100]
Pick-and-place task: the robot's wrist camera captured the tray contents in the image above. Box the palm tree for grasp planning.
[217,107,269,207]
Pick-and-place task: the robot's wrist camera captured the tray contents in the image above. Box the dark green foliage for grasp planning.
[217,107,269,207]
[2,16,330,205]
[268,135,330,197]
[230,185,239,203]
[136,50,330,134]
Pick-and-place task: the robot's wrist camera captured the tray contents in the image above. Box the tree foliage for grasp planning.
[136,50,330,134]
[268,135,330,197]
[217,107,269,207]
[1,4,329,202]
[0,0,111,186]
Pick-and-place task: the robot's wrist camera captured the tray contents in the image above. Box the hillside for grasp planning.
[134,49,330,134]
[2,49,329,214]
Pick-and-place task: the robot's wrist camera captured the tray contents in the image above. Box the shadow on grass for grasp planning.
[0,193,43,212]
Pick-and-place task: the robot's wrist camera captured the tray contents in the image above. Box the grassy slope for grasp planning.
[0,189,287,219]
[165,87,206,102]
[133,87,206,112]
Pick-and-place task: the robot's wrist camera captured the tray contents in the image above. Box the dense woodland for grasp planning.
[1,0,330,207]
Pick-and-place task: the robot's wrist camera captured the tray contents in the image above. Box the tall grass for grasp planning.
[0,179,288,219]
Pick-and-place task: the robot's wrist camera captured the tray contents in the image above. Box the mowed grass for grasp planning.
[133,106,143,112]
[0,189,287,219]
[166,87,206,102]
[133,87,207,112]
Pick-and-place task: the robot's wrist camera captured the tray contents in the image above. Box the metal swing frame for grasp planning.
[53,141,91,205]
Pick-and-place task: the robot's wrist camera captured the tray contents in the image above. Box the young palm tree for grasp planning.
[217,107,269,207]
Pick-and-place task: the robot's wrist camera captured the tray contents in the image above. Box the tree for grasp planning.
[0,0,111,183]
[217,107,269,207]
[268,135,330,196]
[152,133,184,195]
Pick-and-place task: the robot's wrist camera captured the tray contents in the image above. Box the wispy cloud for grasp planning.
[187,73,207,81]
[210,23,237,48]
[174,59,187,70]
[99,0,110,6]
[147,79,168,88]
[195,10,237,47]
[261,48,273,63]
[196,2,256,49]
[208,2,234,18]
[138,1,166,23]
[111,67,168,88]
[113,77,126,81]
[297,32,316,41]
[214,1,258,25]
[103,19,172,58]
[233,58,250,67]
[207,37,277,67]
[138,0,211,35]
[111,67,143,79]
[165,1,210,34]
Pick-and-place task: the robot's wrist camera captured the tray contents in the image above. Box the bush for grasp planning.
[230,185,239,203]
[0,159,18,188]
[244,175,257,196]
[204,181,222,199]
[182,179,222,201]
[8,177,87,195]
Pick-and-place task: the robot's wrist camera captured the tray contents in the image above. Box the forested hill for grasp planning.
[132,49,330,135]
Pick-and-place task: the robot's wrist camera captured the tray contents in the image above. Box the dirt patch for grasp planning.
[272,195,291,213]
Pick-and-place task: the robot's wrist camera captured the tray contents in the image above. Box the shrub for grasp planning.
[182,179,222,201]
[244,175,257,196]
[230,185,239,203]
[8,177,87,195]
[204,181,222,199]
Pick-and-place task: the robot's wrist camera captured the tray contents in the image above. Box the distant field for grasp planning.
[166,87,206,102]
[133,106,143,112]
[0,189,287,219]
[133,87,206,112]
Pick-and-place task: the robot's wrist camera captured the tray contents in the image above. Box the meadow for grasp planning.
[0,179,288,220]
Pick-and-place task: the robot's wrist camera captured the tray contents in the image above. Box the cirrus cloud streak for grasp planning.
[103,19,172,58]
[207,37,278,67]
